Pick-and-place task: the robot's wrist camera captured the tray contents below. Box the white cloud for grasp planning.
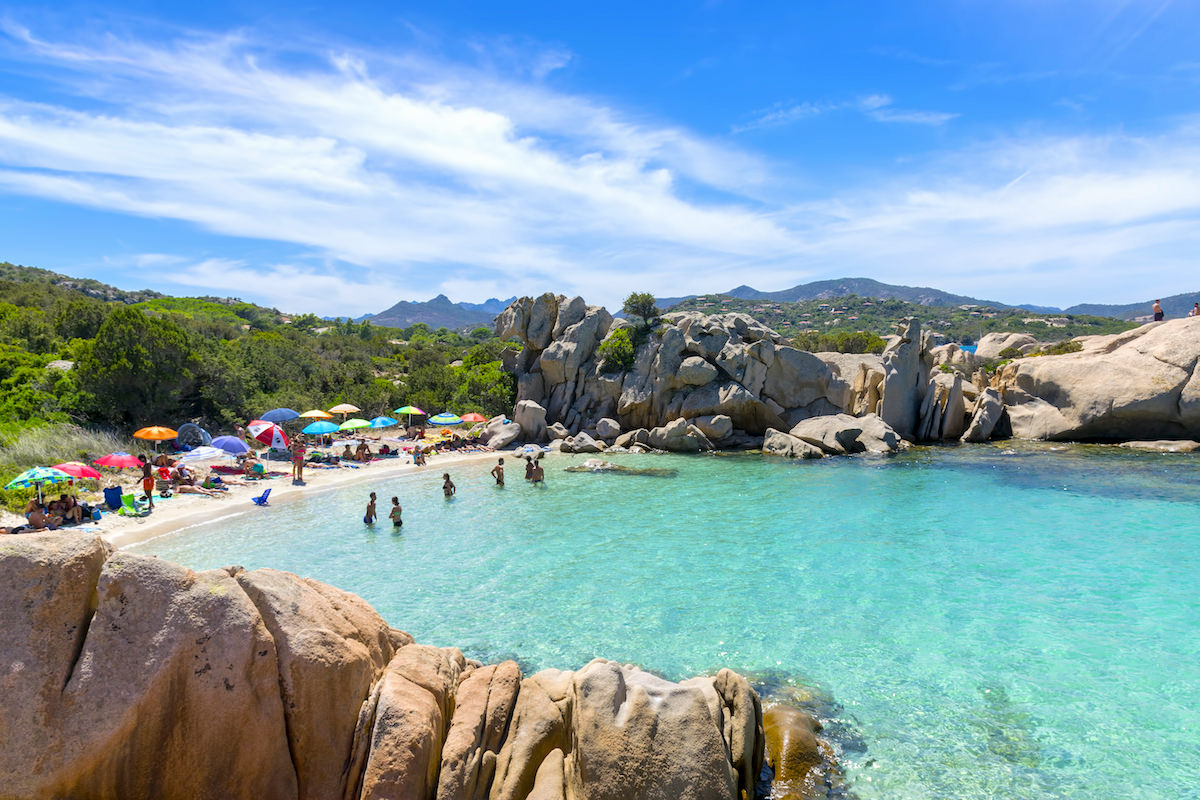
[0,24,1198,313]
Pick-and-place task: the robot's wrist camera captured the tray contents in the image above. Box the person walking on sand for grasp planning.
[291,437,307,483]
[442,473,456,498]
[1153,299,1164,322]
[140,457,156,511]
[491,458,505,486]
[388,496,403,528]
[364,492,377,524]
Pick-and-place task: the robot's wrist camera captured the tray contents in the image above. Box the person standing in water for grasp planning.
[491,458,505,486]
[388,496,403,528]
[442,473,456,498]
[524,456,535,481]
[531,460,545,485]
[364,492,377,524]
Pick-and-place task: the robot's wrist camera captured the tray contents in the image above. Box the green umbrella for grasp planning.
[393,405,426,427]
[6,466,72,504]
[339,418,372,431]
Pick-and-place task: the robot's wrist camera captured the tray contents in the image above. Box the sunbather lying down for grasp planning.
[175,484,222,497]
[2,524,48,534]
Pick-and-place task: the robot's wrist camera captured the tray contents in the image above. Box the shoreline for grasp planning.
[4,449,503,550]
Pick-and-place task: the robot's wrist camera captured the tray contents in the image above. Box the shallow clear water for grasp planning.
[132,444,1200,799]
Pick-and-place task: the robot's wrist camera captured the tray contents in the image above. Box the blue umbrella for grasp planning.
[211,435,251,455]
[369,416,398,428]
[302,420,340,434]
[428,412,463,425]
[6,466,72,504]
[260,408,300,423]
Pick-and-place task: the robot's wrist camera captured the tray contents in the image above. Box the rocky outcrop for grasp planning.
[762,429,824,459]
[995,318,1200,440]
[975,332,1039,360]
[2,534,784,800]
[512,401,548,444]
[498,296,953,446]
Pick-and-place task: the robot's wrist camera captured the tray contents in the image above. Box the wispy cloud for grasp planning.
[734,93,956,133]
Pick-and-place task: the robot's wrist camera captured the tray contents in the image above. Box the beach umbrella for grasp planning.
[299,409,333,419]
[429,412,462,425]
[369,416,398,428]
[247,420,290,449]
[211,435,251,455]
[6,466,72,504]
[394,405,427,427]
[133,425,178,452]
[329,403,361,419]
[460,412,487,423]
[177,446,233,463]
[260,408,301,423]
[53,461,102,480]
[175,422,212,449]
[94,452,143,469]
[339,418,372,431]
[302,420,340,435]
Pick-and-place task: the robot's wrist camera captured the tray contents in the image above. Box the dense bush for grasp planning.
[792,330,886,354]
[598,328,636,372]
[1039,339,1083,356]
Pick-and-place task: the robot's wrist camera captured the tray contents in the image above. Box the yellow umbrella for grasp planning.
[299,409,333,419]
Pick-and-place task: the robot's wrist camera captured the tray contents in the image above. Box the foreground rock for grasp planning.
[1,534,800,800]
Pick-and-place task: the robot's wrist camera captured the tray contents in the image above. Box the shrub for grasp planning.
[1039,339,1083,356]
[997,346,1024,360]
[597,328,636,372]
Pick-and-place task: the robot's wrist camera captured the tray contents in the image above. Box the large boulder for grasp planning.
[762,428,824,459]
[561,431,605,453]
[975,332,1038,360]
[490,660,763,800]
[436,661,523,800]
[485,416,523,449]
[995,319,1200,440]
[788,414,865,455]
[878,318,927,441]
[595,417,622,439]
[648,417,713,452]
[512,400,549,443]
[677,356,719,386]
[961,388,1005,443]
[691,414,733,442]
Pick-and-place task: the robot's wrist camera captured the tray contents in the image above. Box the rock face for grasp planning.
[975,332,1039,360]
[1,534,779,800]
[995,319,1200,440]
[498,297,952,446]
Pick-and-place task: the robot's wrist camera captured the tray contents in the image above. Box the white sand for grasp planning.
[2,450,503,549]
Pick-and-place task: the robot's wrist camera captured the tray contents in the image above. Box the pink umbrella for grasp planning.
[54,461,103,479]
[94,452,143,469]
[247,419,290,449]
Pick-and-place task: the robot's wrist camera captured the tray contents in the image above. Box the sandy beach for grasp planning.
[2,449,503,549]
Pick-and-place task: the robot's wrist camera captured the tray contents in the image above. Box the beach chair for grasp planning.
[251,488,271,506]
[118,495,148,517]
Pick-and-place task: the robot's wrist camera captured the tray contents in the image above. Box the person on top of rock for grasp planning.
[1190,302,1199,318]
[1153,299,1164,322]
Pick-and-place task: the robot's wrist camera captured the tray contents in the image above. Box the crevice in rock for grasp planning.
[60,561,102,693]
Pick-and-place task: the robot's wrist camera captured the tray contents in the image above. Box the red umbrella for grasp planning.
[94,452,143,469]
[460,412,487,423]
[54,461,103,479]
[247,419,290,449]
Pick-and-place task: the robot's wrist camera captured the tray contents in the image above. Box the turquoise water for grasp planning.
[131,444,1200,799]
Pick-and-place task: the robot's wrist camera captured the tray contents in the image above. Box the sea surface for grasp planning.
[131,443,1200,800]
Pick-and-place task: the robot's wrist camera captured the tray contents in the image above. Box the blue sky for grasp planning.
[1,1,1198,314]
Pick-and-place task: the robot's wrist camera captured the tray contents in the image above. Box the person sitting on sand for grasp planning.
[388,496,403,528]
[23,497,42,519]
[342,444,354,461]
[442,473,456,498]
[355,442,373,462]
[27,506,62,530]
[52,494,84,525]
[364,492,377,524]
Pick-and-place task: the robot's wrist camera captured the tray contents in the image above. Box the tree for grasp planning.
[597,328,636,372]
[621,292,660,327]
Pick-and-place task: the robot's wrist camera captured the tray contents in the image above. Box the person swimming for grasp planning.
[389,496,403,528]
[364,492,377,524]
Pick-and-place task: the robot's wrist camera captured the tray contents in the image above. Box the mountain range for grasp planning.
[365,294,517,330]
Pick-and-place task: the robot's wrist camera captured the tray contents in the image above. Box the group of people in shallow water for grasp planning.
[360,454,546,528]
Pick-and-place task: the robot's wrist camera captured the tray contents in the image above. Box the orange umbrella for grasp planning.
[133,426,178,441]
[460,412,487,423]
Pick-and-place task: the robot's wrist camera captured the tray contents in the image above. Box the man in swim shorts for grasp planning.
[140,457,156,510]
[389,496,403,528]
[491,458,504,486]
[364,492,377,524]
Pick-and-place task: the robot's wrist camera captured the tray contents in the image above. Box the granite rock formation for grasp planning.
[1,534,791,800]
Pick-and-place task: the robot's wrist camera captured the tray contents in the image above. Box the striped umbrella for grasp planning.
[6,467,72,504]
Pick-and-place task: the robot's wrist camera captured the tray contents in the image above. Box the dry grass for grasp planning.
[0,423,142,511]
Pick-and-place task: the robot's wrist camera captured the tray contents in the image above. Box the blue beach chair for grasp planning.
[251,488,271,506]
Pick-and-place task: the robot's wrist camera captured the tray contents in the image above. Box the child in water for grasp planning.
[442,473,456,498]
[364,492,377,524]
